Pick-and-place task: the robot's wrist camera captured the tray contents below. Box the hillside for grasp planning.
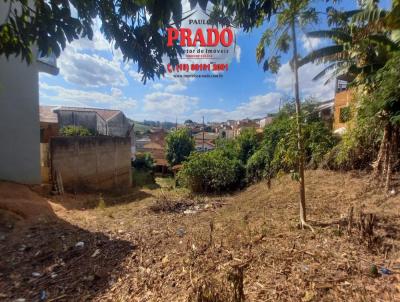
[0,170,399,301]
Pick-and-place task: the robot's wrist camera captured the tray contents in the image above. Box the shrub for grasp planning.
[132,152,154,170]
[165,128,195,166]
[60,125,93,136]
[235,128,259,164]
[178,150,245,193]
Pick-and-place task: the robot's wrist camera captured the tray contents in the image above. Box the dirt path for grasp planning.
[0,170,399,301]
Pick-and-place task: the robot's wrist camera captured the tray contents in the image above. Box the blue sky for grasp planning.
[39,0,391,123]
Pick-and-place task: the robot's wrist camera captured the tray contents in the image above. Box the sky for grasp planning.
[39,0,391,124]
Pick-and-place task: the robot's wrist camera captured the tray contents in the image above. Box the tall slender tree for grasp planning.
[255,0,318,230]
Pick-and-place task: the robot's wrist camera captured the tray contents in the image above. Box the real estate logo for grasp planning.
[165,9,237,77]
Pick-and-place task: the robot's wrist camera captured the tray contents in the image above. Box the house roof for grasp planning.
[193,132,219,140]
[54,106,121,121]
[195,141,215,147]
[143,142,164,150]
[40,105,124,123]
[317,99,334,111]
[40,105,58,123]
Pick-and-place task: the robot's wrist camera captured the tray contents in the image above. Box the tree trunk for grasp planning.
[373,123,389,177]
[291,19,311,231]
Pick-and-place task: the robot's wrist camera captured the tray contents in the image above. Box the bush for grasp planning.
[178,150,245,193]
[246,146,271,183]
[236,128,259,164]
[246,101,337,182]
[60,125,93,136]
[132,152,154,170]
[165,128,195,166]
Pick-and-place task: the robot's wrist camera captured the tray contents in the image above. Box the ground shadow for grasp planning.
[49,188,153,210]
[0,182,134,301]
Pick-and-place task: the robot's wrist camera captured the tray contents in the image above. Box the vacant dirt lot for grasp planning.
[0,170,399,301]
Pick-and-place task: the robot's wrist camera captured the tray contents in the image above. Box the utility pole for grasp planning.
[175,116,178,131]
[202,116,205,152]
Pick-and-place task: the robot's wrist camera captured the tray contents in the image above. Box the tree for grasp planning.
[236,128,259,164]
[299,2,399,85]
[165,128,195,166]
[0,0,181,81]
[255,0,318,230]
[300,0,400,191]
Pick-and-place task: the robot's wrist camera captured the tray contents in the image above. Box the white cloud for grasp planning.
[39,83,137,111]
[275,62,334,100]
[301,34,321,53]
[143,92,198,120]
[235,45,241,63]
[69,19,110,52]
[190,92,282,122]
[163,73,195,92]
[59,48,128,87]
[128,70,143,83]
[152,83,164,90]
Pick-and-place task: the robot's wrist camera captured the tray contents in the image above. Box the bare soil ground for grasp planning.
[0,170,399,301]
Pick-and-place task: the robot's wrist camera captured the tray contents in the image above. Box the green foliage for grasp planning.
[165,128,195,166]
[246,101,336,182]
[330,53,400,170]
[235,128,259,164]
[60,125,92,136]
[0,0,189,82]
[301,2,400,86]
[178,150,244,193]
[256,0,318,73]
[133,153,154,170]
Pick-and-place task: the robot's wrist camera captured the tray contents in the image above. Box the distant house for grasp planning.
[195,141,215,151]
[333,75,354,134]
[193,131,219,151]
[215,125,234,139]
[259,116,274,128]
[233,119,259,137]
[136,128,168,172]
[315,99,334,129]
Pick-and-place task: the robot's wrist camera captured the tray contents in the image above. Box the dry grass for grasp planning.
[0,170,399,301]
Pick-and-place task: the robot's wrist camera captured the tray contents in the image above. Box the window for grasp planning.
[339,106,351,123]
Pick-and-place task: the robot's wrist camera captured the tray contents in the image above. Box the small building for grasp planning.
[39,105,135,145]
[333,75,354,134]
[259,116,274,128]
[316,99,334,129]
[136,128,168,172]
[233,120,259,137]
[194,131,219,151]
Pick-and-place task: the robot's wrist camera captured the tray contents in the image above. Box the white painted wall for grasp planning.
[0,1,41,183]
[0,52,41,184]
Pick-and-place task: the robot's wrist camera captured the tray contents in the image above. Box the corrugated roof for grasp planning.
[54,106,122,121]
[40,105,123,122]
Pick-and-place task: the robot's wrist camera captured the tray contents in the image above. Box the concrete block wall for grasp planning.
[50,136,132,192]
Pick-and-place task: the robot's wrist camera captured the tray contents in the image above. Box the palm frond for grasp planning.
[307,30,351,42]
[352,7,387,24]
[312,61,346,81]
[299,45,344,67]
[368,34,400,51]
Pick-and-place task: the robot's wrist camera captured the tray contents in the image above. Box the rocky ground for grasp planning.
[0,170,399,301]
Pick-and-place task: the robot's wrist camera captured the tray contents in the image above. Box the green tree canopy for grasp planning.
[165,128,195,166]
